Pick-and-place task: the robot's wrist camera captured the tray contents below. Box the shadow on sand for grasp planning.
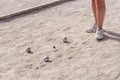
[103,30,120,42]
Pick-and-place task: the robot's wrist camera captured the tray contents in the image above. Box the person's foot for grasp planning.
[86,23,97,33]
[96,29,104,40]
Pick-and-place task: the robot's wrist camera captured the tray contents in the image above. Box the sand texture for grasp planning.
[0,0,120,80]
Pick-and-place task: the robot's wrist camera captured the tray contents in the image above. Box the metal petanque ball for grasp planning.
[43,56,50,62]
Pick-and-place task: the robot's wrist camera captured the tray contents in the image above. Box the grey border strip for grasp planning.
[0,0,75,21]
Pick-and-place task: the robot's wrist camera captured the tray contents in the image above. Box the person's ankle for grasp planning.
[97,27,103,30]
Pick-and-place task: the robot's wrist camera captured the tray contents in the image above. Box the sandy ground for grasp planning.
[0,0,58,16]
[0,0,120,80]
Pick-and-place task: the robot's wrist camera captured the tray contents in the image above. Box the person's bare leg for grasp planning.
[95,0,106,40]
[86,0,97,33]
[95,0,106,29]
[92,0,97,23]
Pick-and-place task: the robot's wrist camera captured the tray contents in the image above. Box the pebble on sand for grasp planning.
[63,37,70,43]
[26,47,33,54]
